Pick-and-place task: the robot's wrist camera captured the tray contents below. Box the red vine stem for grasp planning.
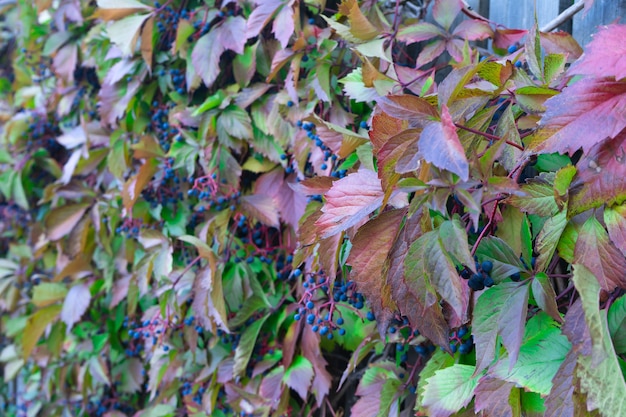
[454,123,525,151]
[470,199,500,256]
[172,255,201,289]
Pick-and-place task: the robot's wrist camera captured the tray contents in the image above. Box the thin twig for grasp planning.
[470,198,499,256]
[541,1,585,33]
[454,123,525,151]
[172,256,201,289]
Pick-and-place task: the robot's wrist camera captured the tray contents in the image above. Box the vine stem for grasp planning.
[470,198,499,256]
[454,123,524,151]
[172,255,201,289]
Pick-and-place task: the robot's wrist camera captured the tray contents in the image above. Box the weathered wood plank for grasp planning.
[488,0,560,30]
[572,0,626,45]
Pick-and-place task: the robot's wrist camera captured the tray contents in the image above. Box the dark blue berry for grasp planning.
[481,260,493,273]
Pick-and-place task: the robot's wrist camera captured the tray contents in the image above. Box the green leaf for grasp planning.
[544,53,566,84]
[604,203,626,257]
[217,105,252,142]
[524,22,543,82]
[473,282,530,374]
[233,315,268,378]
[490,313,570,395]
[475,236,527,282]
[11,171,28,209]
[283,355,314,401]
[407,229,468,323]
[45,203,91,241]
[106,13,151,57]
[507,172,559,216]
[23,304,62,359]
[107,138,128,180]
[376,378,401,417]
[534,210,568,272]
[534,153,571,172]
[608,295,626,354]
[177,235,213,260]
[32,283,68,307]
[532,272,562,323]
[574,265,626,415]
[192,90,225,116]
[571,263,605,355]
[421,364,480,417]
[228,295,267,328]
[495,205,525,260]
[416,350,455,413]
[438,217,476,272]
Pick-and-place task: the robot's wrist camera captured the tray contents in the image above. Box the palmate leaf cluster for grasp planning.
[0,0,626,416]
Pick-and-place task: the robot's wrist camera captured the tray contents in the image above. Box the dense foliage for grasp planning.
[1,0,626,416]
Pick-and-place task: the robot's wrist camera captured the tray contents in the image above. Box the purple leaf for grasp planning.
[418,105,469,181]
[61,284,91,332]
[283,355,314,401]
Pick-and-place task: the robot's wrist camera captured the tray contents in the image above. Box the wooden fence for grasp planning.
[463,0,626,45]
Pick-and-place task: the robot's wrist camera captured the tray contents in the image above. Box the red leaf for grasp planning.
[534,79,626,155]
[416,39,447,67]
[318,233,342,280]
[296,177,337,196]
[569,133,626,215]
[369,111,405,154]
[493,28,527,49]
[301,325,332,407]
[390,210,450,348]
[573,215,626,292]
[122,158,159,214]
[397,22,445,44]
[315,169,385,239]
[377,129,420,187]
[540,31,583,62]
[254,169,307,230]
[474,376,517,417]
[347,209,405,325]
[544,350,580,417]
[240,194,280,227]
[569,24,626,81]
[418,105,469,181]
[452,19,493,41]
[375,95,438,127]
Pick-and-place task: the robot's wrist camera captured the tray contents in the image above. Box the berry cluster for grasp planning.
[295,121,344,176]
[293,275,376,340]
[460,260,495,291]
[149,101,179,151]
[448,326,474,354]
[24,114,62,156]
